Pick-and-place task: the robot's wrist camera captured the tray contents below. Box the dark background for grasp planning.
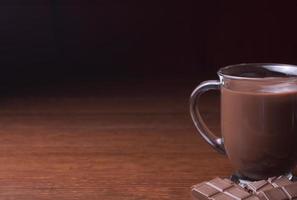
[1,1,297,89]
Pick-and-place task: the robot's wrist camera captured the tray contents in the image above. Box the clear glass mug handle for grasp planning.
[190,80,226,154]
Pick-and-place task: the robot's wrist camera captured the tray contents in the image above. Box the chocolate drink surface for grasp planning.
[221,80,297,180]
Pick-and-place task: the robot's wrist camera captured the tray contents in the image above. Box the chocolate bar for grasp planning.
[191,177,297,200]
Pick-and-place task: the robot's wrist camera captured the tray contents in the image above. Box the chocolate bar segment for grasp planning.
[258,187,288,200]
[207,177,233,192]
[246,180,274,193]
[281,182,297,199]
[245,196,261,200]
[225,185,251,199]
[211,193,237,200]
[191,178,256,200]
[192,182,219,198]
[250,181,297,200]
[271,176,292,187]
[246,176,292,194]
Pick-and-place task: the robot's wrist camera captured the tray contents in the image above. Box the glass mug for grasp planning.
[190,63,297,180]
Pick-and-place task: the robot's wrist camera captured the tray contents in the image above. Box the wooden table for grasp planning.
[0,81,232,199]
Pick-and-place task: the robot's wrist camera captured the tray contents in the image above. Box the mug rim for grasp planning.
[217,63,297,81]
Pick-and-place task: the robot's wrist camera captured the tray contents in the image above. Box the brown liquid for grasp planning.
[222,81,297,180]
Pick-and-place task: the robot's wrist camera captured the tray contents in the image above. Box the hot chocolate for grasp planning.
[221,80,297,180]
[190,63,297,181]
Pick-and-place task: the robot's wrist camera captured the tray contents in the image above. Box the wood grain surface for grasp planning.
[0,81,232,199]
